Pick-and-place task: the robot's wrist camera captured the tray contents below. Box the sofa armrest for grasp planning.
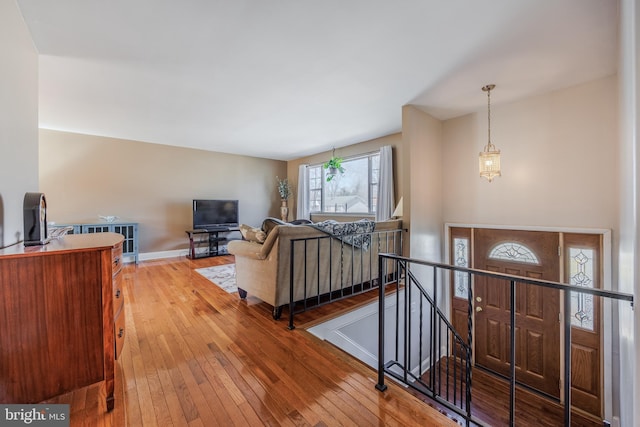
[227,240,263,258]
[228,226,280,260]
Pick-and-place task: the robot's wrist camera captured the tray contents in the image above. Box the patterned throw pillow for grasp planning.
[261,217,287,236]
[239,224,267,243]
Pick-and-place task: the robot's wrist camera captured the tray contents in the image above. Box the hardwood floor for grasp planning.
[48,255,456,426]
[413,358,601,427]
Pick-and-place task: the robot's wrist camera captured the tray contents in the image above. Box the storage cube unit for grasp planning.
[82,223,138,263]
[49,221,138,263]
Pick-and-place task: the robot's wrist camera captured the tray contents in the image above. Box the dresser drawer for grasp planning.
[114,308,125,360]
[112,243,123,275]
[113,275,124,317]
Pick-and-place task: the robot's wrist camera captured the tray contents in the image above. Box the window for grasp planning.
[564,233,600,332]
[308,152,380,214]
[568,247,595,331]
[453,237,470,298]
[488,242,540,264]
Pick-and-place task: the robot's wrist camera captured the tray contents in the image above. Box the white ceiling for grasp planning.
[17,0,618,161]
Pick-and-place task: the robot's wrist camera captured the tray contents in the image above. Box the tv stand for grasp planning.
[186,227,240,259]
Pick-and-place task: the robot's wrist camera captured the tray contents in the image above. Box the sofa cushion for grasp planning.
[239,224,267,243]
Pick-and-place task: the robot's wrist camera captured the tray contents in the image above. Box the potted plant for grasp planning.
[276,177,293,221]
[323,149,345,182]
[276,176,293,200]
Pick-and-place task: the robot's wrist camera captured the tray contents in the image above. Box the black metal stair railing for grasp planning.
[375,253,634,427]
[375,257,477,424]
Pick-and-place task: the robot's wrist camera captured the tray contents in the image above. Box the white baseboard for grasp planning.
[138,249,189,261]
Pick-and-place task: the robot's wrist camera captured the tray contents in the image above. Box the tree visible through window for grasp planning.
[308,153,380,214]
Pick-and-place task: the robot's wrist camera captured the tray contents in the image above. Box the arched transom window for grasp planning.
[488,242,540,264]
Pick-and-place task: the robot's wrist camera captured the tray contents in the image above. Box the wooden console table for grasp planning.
[0,233,125,411]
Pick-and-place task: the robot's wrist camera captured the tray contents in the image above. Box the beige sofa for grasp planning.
[228,219,402,320]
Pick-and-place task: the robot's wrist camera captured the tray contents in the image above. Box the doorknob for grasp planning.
[476,296,482,302]
[476,306,483,312]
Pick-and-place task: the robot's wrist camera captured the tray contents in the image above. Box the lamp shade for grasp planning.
[391,197,403,218]
[479,145,501,182]
[479,84,501,182]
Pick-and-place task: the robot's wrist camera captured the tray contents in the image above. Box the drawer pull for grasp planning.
[114,257,120,266]
[115,289,121,299]
[118,328,124,338]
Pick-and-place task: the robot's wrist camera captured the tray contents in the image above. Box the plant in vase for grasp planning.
[276,176,293,200]
[276,177,293,221]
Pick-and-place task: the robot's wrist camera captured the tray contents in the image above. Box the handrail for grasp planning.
[375,253,634,427]
[380,253,634,302]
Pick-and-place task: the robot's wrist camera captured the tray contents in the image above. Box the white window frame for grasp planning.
[308,152,380,215]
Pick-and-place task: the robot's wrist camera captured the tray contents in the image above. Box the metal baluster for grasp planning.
[395,262,401,362]
[419,284,424,389]
[288,240,296,330]
[564,288,572,426]
[407,268,412,385]
[434,266,440,395]
[466,271,473,424]
[375,253,387,392]
[453,335,458,406]
[446,330,450,402]
[509,280,516,427]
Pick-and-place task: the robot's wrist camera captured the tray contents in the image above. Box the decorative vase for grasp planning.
[280,199,289,221]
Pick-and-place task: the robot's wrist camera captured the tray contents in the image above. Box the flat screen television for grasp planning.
[193,199,239,230]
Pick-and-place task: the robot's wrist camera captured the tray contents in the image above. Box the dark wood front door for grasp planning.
[473,228,561,398]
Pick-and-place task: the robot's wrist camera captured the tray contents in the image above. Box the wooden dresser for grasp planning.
[0,232,125,411]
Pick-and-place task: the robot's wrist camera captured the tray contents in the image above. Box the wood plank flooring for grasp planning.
[47,255,457,426]
[413,357,601,427]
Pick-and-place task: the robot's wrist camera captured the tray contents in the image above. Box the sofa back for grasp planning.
[270,219,403,306]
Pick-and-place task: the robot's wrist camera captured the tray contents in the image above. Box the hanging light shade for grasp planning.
[479,84,501,182]
[391,197,403,218]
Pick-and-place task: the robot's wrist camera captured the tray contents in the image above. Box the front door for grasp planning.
[450,227,605,417]
[473,228,561,397]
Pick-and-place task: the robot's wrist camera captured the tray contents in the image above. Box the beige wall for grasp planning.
[39,130,287,254]
[442,76,619,233]
[0,1,39,247]
[404,105,442,262]
[287,132,407,220]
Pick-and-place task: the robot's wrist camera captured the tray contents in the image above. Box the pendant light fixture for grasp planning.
[479,84,501,182]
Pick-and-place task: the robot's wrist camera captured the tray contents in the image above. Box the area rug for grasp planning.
[194,264,237,293]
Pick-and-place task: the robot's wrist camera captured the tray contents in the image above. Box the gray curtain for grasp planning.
[296,164,310,220]
[376,145,395,221]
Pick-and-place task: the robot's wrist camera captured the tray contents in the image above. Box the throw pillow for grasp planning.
[261,217,287,236]
[239,224,266,243]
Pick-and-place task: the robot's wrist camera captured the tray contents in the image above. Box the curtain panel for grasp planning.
[297,164,310,220]
[376,145,394,221]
